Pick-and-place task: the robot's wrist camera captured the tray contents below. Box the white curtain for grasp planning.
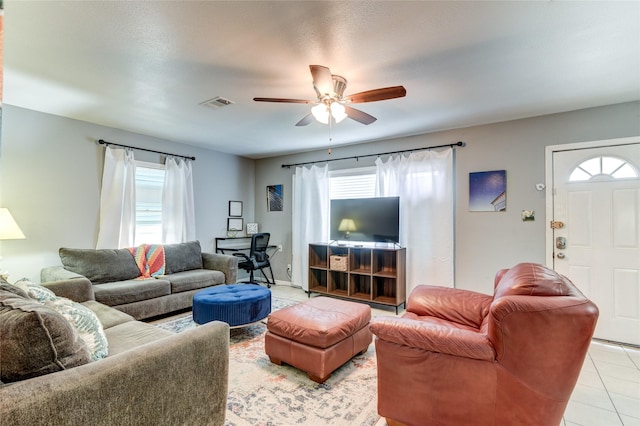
[292,164,329,290]
[96,146,136,249]
[375,148,454,292]
[162,157,196,244]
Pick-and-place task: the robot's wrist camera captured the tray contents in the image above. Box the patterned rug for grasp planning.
[156,296,380,426]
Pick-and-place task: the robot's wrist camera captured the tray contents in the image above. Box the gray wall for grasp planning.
[255,101,640,295]
[0,105,255,282]
[1,102,638,290]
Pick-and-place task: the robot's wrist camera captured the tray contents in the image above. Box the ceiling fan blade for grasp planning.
[344,105,377,125]
[253,97,314,104]
[344,86,407,103]
[295,113,314,127]
[310,65,334,97]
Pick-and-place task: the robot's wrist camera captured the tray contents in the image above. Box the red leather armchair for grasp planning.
[369,263,599,426]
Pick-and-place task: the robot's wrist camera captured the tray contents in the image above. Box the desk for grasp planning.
[215,237,277,255]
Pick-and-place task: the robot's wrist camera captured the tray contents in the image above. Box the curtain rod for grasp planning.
[97,139,196,161]
[281,141,465,169]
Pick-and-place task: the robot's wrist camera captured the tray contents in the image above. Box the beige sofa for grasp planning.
[41,240,238,320]
[0,277,229,426]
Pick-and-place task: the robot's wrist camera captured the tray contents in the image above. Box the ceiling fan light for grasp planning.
[331,102,347,123]
[311,103,329,124]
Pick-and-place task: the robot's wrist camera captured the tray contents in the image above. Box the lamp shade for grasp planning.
[311,103,330,124]
[0,208,26,240]
[330,102,347,123]
[338,218,357,232]
[312,101,347,124]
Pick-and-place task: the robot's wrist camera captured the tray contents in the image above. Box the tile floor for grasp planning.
[270,284,640,426]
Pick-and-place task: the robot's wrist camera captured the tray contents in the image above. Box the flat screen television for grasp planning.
[330,196,400,244]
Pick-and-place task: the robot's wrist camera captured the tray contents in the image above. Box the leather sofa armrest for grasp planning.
[370,316,495,361]
[488,294,599,359]
[202,252,239,284]
[0,321,230,426]
[488,295,598,400]
[407,285,493,328]
[494,268,509,290]
[40,266,95,302]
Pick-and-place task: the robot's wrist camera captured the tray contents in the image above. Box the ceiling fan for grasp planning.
[254,65,406,126]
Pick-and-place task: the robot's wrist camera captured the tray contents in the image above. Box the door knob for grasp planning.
[556,252,565,259]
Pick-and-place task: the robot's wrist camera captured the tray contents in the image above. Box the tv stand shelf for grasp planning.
[308,243,406,311]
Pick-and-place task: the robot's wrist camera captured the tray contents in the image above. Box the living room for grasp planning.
[1,2,639,426]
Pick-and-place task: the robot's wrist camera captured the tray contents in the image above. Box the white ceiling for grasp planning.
[3,1,639,159]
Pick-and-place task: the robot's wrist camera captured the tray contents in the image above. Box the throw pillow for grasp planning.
[45,297,109,361]
[11,278,109,361]
[0,282,29,299]
[13,278,57,302]
[0,291,91,382]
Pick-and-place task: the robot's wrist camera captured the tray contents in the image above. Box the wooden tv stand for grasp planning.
[308,243,406,312]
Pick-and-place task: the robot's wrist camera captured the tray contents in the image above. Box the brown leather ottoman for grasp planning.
[265,296,372,383]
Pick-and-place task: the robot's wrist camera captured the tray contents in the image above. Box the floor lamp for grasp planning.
[0,208,26,280]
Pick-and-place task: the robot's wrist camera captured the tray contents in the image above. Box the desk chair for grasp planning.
[233,233,274,288]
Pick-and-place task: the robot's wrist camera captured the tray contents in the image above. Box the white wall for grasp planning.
[254,101,640,295]
[0,105,255,282]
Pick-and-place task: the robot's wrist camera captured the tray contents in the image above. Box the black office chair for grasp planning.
[233,233,274,288]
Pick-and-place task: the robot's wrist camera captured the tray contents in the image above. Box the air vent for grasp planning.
[199,96,235,110]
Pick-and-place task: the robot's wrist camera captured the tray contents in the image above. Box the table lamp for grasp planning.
[338,218,356,240]
[0,208,26,280]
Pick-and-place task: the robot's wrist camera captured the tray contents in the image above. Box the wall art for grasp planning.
[469,170,506,212]
[228,200,243,217]
[267,184,283,212]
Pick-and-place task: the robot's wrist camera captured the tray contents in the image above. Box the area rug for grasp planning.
[156,296,380,426]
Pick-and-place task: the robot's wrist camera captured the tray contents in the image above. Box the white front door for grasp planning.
[548,138,640,345]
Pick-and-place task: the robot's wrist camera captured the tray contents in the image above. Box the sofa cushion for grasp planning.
[0,289,91,383]
[59,247,141,284]
[104,321,174,356]
[494,262,570,299]
[82,300,135,329]
[164,241,203,274]
[166,269,225,293]
[92,279,171,306]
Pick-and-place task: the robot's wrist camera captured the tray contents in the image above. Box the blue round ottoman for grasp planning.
[192,284,271,327]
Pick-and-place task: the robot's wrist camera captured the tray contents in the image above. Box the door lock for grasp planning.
[556,252,565,259]
[555,237,566,250]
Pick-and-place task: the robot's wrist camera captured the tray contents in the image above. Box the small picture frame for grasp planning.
[521,210,535,221]
[227,218,243,232]
[246,223,258,235]
[267,184,283,212]
[229,201,243,217]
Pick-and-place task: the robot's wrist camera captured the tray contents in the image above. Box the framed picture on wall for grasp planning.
[228,200,243,217]
[227,218,243,232]
[246,223,259,235]
[469,170,506,212]
[267,184,283,212]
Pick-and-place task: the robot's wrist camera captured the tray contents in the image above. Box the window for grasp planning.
[329,167,376,199]
[134,162,165,245]
[569,156,638,182]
